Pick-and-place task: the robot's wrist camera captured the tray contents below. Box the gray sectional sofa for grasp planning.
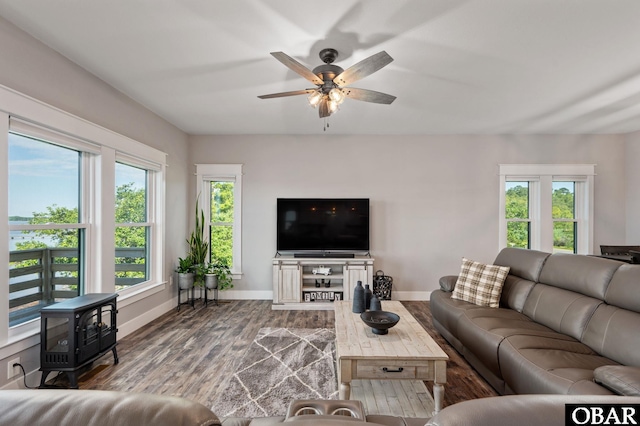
[430,247,640,396]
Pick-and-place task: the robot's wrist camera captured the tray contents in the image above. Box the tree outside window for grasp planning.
[115,163,149,290]
[210,181,233,267]
[505,182,530,249]
[552,182,576,253]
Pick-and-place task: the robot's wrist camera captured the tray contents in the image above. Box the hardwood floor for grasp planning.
[74,300,497,414]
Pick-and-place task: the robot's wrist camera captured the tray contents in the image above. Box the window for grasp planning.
[505,181,530,249]
[210,181,234,267]
[499,164,595,254]
[8,133,87,326]
[552,181,576,253]
[115,162,149,291]
[0,86,166,345]
[196,164,243,276]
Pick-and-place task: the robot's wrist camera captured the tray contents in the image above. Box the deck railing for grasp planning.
[9,247,145,326]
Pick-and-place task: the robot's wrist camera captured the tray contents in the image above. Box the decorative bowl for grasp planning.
[360,310,400,335]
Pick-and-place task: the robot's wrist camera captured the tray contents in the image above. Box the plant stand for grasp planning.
[177,286,196,311]
[204,286,218,307]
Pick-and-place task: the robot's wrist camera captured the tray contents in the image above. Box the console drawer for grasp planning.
[354,360,422,379]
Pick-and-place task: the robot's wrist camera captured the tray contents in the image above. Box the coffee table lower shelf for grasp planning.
[350,379,434,418]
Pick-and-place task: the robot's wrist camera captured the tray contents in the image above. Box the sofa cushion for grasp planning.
[430,290,485,339]
[499,275,536,313]
[451,258,510,308]
[493,247,550,282]
[498,334,616,395]
[582,304,640,366]
[522,283,602,341]
[456,307,557,379]
[604,264,640,313]
[538,253,621,300]
[594,366,640,396]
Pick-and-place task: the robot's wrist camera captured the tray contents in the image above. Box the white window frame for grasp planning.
[499,164,595,254]
[7,130,91,326]
[195,164,243,277]
[113,159,156,293]
[0,84,166,348]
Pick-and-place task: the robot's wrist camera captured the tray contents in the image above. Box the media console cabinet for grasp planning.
[272,255,374,310]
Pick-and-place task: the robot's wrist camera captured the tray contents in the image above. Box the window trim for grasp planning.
[499,164,595,254]
[195,164,243,277]
[0,84,167,346]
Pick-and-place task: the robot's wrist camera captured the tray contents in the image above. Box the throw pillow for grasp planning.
[451,258,510,308]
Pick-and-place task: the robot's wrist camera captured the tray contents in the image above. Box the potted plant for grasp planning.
[176,256,194,289]
[203,263,218,290]
[205,262,233,291]
[188,198,209,287]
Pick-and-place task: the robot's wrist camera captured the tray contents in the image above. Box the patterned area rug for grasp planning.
[212,328,338,417]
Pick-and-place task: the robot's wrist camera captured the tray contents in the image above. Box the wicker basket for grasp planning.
[372,270,393,300]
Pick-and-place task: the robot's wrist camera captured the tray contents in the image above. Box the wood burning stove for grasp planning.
[39,293,118,388]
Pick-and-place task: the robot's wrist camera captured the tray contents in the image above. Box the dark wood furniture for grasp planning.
[599,245,640,263]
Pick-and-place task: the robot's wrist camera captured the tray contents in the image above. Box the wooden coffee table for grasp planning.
[334,300,448,413]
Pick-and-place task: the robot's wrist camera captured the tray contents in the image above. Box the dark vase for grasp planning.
[352,281,365,313]
[369,294,381,311]
[364,284,372,310]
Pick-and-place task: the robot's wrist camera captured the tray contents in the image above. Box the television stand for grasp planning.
[272,255,374,310]
[294,252,355,259]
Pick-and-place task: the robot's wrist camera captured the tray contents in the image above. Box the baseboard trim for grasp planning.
[217,290,273,300]
[117,297,177,339]
[392,291,432,301]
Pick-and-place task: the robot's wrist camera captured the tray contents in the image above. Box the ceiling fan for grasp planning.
[258,48,396,118]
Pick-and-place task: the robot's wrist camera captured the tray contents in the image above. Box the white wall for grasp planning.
[0,16,190,387]
[624,131,640,242]
[190,134,627,297]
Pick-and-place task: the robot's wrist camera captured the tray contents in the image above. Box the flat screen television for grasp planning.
[277,198,370,253]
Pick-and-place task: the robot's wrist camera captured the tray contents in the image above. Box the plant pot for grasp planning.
[178,272,194,290]
[205,274,218,290]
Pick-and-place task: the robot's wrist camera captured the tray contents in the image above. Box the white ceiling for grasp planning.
[2,0,640,135]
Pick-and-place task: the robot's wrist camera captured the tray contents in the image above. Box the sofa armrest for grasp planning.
[594,365,640,396]
[439,275,458,292]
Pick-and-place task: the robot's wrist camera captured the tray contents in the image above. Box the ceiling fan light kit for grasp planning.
[258,48,396,123]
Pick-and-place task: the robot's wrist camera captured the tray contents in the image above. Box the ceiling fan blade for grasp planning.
[342,87,396,104]
[270,52,324,86]
[319,98,331,118]
[258,89,316,99]
[333,51,394,87]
